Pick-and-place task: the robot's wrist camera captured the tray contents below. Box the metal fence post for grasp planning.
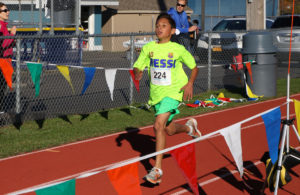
[129,35,135,104]
[75,0,80,35]
[39,0,42,32]
[50,0,54,35]
[207,32,212,91]
[15,38,21,114]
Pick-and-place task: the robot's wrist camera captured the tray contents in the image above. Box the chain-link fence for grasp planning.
[0,30,299,127]
[5,0,79,29]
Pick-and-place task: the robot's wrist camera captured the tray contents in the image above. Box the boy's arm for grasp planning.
[133,67,143,81]
[181,66,198,101]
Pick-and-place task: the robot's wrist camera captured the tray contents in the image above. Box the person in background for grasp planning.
[187,16,193,27]
[167,0,198,52]
[0,2,16,113]
[187,16,194,39]
[133,13,201,185]
[193,19,200,36]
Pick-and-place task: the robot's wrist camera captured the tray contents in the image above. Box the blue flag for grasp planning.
[81,67,96,95]
[261,107,281,164]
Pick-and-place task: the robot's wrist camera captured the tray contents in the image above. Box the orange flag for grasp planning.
[0,58,13,89]
[245,62,253,84]
[129,70,140,92]
[107,162,142,195]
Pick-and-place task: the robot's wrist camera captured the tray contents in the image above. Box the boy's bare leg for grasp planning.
[153,113,191,169]
[165,121,190,136]
[153,112,171,170]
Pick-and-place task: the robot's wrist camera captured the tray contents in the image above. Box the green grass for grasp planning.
[0,78,299,158]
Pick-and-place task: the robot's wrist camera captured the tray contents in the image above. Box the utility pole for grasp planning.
[201,0,205,31]
[246,0,265,30]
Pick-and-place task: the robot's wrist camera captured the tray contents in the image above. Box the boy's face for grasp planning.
[155,18,175,43]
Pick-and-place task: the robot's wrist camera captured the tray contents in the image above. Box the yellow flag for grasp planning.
[294,99,300,135]
[57,65,74,93]
[217,92,225,98]
[245,81,263,98]
[243,73,263,99]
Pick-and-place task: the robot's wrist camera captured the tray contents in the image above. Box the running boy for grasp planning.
[133,13,201,184]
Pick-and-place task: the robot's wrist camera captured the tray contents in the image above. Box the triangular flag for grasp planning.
[261,107,281,164]
[220,123,244,177]
[0,58,13,89]
[105,69,117,101]
[293,99,300,135]
[35,179,75,195]
[244,73,263,99]
[57,65,74,94]
[129,70,140,92]
[107,162,142,195]
[81,67,96,95]
[26,62,42,97]
[245,62,253,84]
[170,143,199,195]
[230,64,237,72]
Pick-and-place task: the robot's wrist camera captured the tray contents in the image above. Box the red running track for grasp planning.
[1,94,300,195]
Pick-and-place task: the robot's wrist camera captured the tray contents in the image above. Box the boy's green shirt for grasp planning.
[133,41,196,105]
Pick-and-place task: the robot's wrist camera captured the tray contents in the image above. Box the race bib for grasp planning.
[150,67,171,86]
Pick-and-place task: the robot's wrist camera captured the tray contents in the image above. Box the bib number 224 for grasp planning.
[150,68,171,86]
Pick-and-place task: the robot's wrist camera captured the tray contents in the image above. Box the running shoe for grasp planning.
[186,118,202,138]
[144,167,163,184]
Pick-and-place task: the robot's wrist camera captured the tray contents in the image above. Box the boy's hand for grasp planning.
[181,82,193,101]
[133,68,143,80]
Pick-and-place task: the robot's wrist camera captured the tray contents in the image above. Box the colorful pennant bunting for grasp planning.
[244,73,263,99]
[35,179,75,195]
[261,107,281,164]
[107,162,142,195]
[81,67,96,95]
[26,62,42,97]
[105,69,117,101]
[294,99,300,135]
[170,143,199,195]
[220,123,244,177]
[245,62,253,84]
[129,70,140,92]
[0,58,13,89]
[57,65,74,94]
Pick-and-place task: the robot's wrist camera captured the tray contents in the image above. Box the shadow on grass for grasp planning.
[80,114,89,121]
[120,108,132,116]
[99,110,109,120]
[11,113,22,130]
[58,115,72,124]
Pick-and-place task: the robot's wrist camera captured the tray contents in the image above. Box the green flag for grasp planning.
[35,179,76,195]
[26,62,42,97]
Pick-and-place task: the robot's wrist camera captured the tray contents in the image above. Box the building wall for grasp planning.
[102,13,158,51]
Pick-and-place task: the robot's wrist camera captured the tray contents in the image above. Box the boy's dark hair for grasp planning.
[156,13,176,29]
[0,2,5,8]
